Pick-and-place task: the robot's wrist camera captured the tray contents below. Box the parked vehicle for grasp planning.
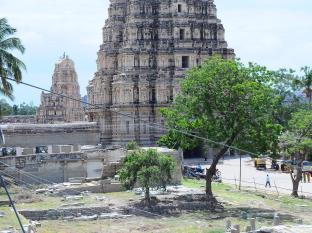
[254,158,267,170]
[302,161,312,172]
[212,169,222,183]
[281,160,296,172]
[183,165,201,180]
[271,160,280,170]
[182,165,222,182]
[0,147,16,156]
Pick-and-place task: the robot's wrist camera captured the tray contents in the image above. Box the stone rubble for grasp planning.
[63,195,84,201]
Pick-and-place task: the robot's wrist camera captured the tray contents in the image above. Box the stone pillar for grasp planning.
[47,145,53,154]
[16,147,23,156]
[63,161,68,182]
[273,213,281,226]
[248,218,256,231]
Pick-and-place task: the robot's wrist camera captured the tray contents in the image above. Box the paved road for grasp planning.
[184,156,312,196]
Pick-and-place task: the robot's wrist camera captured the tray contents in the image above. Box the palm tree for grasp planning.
[0,18,26,99]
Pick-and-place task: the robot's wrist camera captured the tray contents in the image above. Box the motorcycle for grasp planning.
[183,165,222,183]
[212,170,222,183]
[183,165,203,180]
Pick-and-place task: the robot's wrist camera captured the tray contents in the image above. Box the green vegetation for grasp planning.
[118,149,175,206]
[1,180,312,232]
[159,56,282,197]
[0,208,28,230]
[126,140,139,150]
[0,99,37,116]
[182,179,312,217]
[37,217,228,233]
[0,18,26,99]
[294,66,312,107]
[279,109,312,196]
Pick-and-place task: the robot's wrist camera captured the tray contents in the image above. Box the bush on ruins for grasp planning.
[118,149,175,207]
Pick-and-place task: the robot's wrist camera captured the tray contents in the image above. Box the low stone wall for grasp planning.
[20,206,112,220]
[0,115,36,124]
[0,147,182,185]
[0,148,126,184]
[57,180,122,195]
[1,122,100,147]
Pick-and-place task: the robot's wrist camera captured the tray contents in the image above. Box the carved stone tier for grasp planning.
[37,55,85,124]
[87,0,234,146]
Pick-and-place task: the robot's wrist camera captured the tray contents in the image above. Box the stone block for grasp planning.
[22,148,34,155]
[52,145,60,154]
[61,145,73,153]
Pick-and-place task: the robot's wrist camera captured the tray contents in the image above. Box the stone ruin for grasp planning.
[87,0,235,146]
[36,54,85,124]
[0,146,182,186]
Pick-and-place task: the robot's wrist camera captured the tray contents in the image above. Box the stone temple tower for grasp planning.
[87,0,235,146]
[37,55,85,123]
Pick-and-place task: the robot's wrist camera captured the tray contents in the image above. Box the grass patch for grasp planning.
[1,179,312,232]
[0,207,28,230]
[182,178,312,223]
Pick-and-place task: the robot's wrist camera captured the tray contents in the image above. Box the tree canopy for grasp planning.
[279,109,312,160]
[0,18,26,99]
[0,99,37,116]
[159,56,282,197]
[118,149,176,206]
[278,109,312,196]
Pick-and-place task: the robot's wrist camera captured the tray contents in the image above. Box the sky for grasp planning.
[0,0,312,105]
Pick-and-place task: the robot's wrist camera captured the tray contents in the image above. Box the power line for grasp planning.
[2,76,262,157]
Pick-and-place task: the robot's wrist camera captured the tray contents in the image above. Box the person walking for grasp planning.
[265,174,271,188]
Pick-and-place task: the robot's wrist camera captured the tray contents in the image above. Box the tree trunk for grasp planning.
[145,186,151,207]
[292,179,300,197]
[205,168,214,198]
[205,131,239,198]
[291,166,302,197]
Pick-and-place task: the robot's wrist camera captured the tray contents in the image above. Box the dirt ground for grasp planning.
[1,179,312,233]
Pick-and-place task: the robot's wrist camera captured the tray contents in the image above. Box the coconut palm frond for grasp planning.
[0,18,26,98]
[0,77,14,100]
[0,18,17,41]
[0,37,25,53]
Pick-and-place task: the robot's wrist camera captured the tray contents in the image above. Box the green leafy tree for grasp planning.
[126,140,139,150]
[0,18,26,99]
[0,98,13,116]
[293,67,312,108]
[16,102,37,115]
[118,149,175,206]
[268,69,305,127]
[12,104,18,115]
[159,56,281,198]
[279,109,312,197]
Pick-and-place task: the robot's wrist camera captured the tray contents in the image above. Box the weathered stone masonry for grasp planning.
[87,0,234,146]
[37,55,85,124]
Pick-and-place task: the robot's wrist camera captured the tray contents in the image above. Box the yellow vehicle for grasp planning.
[254,158,267,170]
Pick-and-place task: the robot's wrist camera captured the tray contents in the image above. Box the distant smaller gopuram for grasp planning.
[36,54,85,123]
